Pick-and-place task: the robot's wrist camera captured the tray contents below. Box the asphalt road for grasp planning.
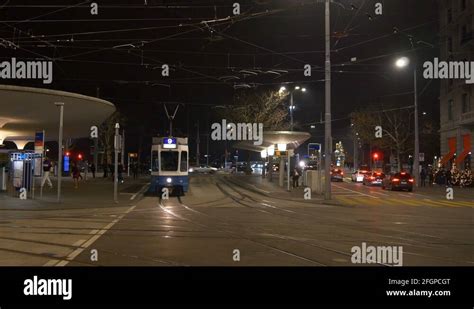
[1,174,472,266]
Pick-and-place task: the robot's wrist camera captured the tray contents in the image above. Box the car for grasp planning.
[189,165,217,174]
[382,172,414,191]
[363,172,385,186]
[330,168,344,182]
[351,169,371,182]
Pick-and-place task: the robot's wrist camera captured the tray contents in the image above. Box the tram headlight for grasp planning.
[166,177,172,184]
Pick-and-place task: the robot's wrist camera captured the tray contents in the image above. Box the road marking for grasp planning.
[333,184,379,198]
[73,239,86,247]
[43,259,60,266]
[371,191,390,196]
[51,205,137,267]
[130,183,150,200]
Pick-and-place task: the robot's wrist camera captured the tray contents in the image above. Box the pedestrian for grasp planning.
[90,163,96,178]
[118,163,124,183]
[103,163,108,178]
[445,168,452,187]
[72,162,80,189]
[420,167,426,187]
[41,157,53,189]
[428,167,434,187]
[132,163,138,180]
[292,168,300,188]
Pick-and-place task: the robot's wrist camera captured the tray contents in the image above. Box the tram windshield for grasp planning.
[161,151,179,171]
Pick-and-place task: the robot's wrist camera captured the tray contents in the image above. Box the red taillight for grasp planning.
[370,176,375,180]
[393,178,400,182]
[401,172,406,175]
[376,173,381,175]
[408,178,414,183]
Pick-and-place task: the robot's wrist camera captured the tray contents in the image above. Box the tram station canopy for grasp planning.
[234,131,311,152]
[0,85,115,146]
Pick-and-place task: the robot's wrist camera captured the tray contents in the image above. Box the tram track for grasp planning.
[213,177,472,266]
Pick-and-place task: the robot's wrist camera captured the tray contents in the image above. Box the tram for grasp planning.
[150,136,189,196]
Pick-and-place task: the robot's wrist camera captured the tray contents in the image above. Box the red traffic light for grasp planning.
[373,153,379,160]
[77,154,83,160]
[65,152,71,157]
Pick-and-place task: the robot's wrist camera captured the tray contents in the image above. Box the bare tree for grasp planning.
[219,89,290,130]
[351,104,413,171]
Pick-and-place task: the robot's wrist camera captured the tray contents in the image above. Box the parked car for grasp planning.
[382,172,414,191]
[351,169,371,182]
[330,168,344,182]
[363,171,385,186]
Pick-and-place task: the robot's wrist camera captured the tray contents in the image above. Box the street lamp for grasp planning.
[54,102,64,203]
[395,56,420,187]
[280,85,307,131]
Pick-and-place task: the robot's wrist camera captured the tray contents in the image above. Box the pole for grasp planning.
[353,133,358,171]
[290,92,294,131]
[324,0,332,200]
[413,67,420,187]
[287,150,291,191]
[206,133,209,166]
[114,123,119,203]
[55,102,64,203]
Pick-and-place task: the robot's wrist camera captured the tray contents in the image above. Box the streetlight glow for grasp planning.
[395,57,409,68]
[295,86,301,90]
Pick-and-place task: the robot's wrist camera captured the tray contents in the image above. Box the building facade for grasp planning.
[439,0,473,170]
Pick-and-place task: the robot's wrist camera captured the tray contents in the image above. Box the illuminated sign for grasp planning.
[163,137,177,149]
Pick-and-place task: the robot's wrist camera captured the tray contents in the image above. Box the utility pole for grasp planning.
[413,67,420,187]
[353,133,358,171]
[114,123,120,203]
[324,0,332,200]
[55,102,64,203]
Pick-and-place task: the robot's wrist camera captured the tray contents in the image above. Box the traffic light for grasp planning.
[77,154,83,160]
[373,153,379,160]
[65,152,70,157]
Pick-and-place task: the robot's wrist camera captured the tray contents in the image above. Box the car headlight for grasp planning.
[188,168,193,172]
[166,177,172,184]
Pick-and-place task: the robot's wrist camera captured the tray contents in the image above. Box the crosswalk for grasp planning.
[334,195,473,207]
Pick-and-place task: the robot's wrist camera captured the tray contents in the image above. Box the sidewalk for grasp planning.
[0,174,150,211]
[224,173,325,204]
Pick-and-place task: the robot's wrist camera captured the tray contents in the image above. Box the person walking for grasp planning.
[90,163,96,178]
[132,163,138,180]
[445,168,452,187]
[420,167,427,187]
[118,163,124,183]
[292,168,300,188]
[428,166,434,187]
[41,157,53,189]
[72,162,80,189]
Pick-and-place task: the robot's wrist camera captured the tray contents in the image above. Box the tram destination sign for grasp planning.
[163,137,177,149]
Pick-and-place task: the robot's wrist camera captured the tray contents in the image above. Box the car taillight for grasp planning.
[393,178,400,182]
[370,176,375,180]
[408,178,414,183]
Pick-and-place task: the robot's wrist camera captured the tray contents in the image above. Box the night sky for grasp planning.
[0,0,440,162]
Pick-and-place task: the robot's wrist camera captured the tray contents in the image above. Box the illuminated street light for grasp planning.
[395,56,420,187]
[295,86,301,90]
[277,143,287,151]
[395,56,409,68]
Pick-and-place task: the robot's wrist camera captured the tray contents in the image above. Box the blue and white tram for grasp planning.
[150,137,189,196]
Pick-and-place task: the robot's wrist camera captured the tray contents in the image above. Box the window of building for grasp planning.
[448,99,454,120]
[462,93,470,113]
